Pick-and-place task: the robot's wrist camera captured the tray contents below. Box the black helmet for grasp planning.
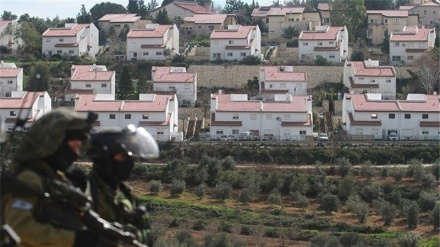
[87,124,159,160]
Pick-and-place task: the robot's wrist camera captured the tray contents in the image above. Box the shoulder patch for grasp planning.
[11,200,33,211]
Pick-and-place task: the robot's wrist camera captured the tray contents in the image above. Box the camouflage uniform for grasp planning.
[87,125,159,247]
[1,109,93,247]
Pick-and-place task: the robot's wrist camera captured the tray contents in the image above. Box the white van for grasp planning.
[239,131,255,140]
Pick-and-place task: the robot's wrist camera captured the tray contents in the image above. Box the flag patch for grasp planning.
[11,200,33,211]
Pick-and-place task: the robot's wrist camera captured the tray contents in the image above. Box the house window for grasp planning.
[393,18,399,24]
[269,84,273,88]
[57,50,62,54]
[370,79,376,83]
[69,50,74,54]
[392,56,401,61]
[216,130,223,134]
[404,114,411,119]
[114,24,121,27]
[101,83,107,88]
[329,41,334,44]
[109,114,115,119]
[197,25,202,29]
[228,40,233,45]
[59,38,64,42]
[208,25,214,30]
[386,79,391,83]
[303,42,308,46]
[389,113,395,119]
[86,84,91,88]
[143,52,149,56]
[422,114,428,119]
[300,130,306,135]
[371,113,378,119]
[124,24,129,28]
[10,111,16,116]
[424,10,427,14]
[7,80,12,84]
[227,52,233,57]
[384,19,388,23]
[232,129,239,135]
[250,114,257,120]
[157,131,164,135]
[241,52,246,57]
[318,42,322,46]
[233,114,239,120]
[434,11,437,14]
[125,114,131,119]
[156,51,162,55]
[133,52,137,57]
[395,42,399,46]
[407,55,413,60]
[329,55,335,58]
[142,114,149,119]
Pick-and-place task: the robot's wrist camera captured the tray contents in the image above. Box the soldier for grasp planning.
[86,124,159,247]
[2,109,99,247]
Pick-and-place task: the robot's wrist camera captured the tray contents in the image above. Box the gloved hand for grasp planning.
[73,229,100,247]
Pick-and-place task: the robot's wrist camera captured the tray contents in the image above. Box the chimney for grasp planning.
[218,89,223,94]
[434,91,437,95]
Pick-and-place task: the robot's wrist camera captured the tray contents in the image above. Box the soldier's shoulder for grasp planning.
[16,169,44,190]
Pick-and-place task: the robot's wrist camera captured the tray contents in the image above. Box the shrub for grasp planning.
[175,230,199,247]
[359,183,382,203]
[221,156,236,170]
[406,159,425,180]
[339,232,361,247]
[194,183,206,198]
[239,188,255,204]
[380,168,388,178]
[390,168,405,182]
[295,193,310,208]
[261,171,283,193]
[420,173,437,189]
[289,174,309,195]
[406,201,419,228]
[397,233,419,247]
[149,180,163,194]
[204,232,230,247]
[315,55,330,66]
[431,161,440,181]
[267,189,282,205]
[379,201,398,226]
[353,202,369,224]
[169,179,186,198]
[338,176,355,202]
[429,202,440,230]
[320,194,340,214]
[214,182,232,202]
[336,157,352,177]
[238,55,261,65]
[346,194,362,212]
[359,161,376,180]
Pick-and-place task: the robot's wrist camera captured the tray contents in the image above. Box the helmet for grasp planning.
[13,108,96,164]
[87,124,159,160]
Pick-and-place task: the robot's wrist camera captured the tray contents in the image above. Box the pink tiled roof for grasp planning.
[367,10,408,17]
[267,7,304,15]
[71,65,114,81]
[317,3,330,11]
[127,25,172,38]
[98,14,140,23]
[211,25,255,39]
[347,94,440,112]
[173,2,215,14]
[251,7,271,17]
[261,66,306,82]
[390,27,433,42]
[43,23,90,37]
[399,95,440,112]
[281,114,312,127]
[152,66,195,83]
[0,68,22,77]
[0,20,11,28]
[214,94,309,113]
[299,26,343,40]
[75,94,174,112]
[420,2,440,6]
[184,14,227,24]
[65,87,94,95]
[348,61,395,77]
[0,92,43,109]
[399,5,415,10]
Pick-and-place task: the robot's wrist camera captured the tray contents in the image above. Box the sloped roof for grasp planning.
[261,66,306,82]
[347,93,440,112]
[211,25,255,39]
[0,20,11,29]
[75,94,174,112]
[71,65,114,81]
[367,10,409,17]
[152,66,195,83]
[0,68,22,77]
[184,14,227,24]
[173,2,215,14]
[98,14,140,23]
[299,26,343,40]
[347,61,395,77]
[0,92,44,109]
[43,23,90,37]
[251,7,304,17]
[390,27,434,42]
[127,25,172,38]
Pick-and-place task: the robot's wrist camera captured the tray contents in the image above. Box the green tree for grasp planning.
[90,2,127,22]
[406,201,419,228]
[17,22,42,59]
[379,201,398,225]
[154,9,172,24]
[397,233,419,247]
[128,0,140,13]
[320,193,340,214]
[244,76,259,97]
[239,55,261,65]
[214,182,232,202]
[282,25,300,39]
[411,48,440,94]
[146,0,159,19]
[1,11,17,20]
[350,50,365,61]
[169,179,186,198]
[364,0,393,10]
[430,202,440,230]
[338,176,354,202]
[330,0,366,41]
[289,174,308,195]
[76,4,93,23]
[136,73,149,96]
[27,63,51,91]
[315,55,330,66]
[117,66,135,100]
[161,0,174,7]
[381,29,390,54]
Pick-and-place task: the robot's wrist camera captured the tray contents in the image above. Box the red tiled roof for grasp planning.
[0,20,11,29]
[184,14,227,24]
[211,25,255,39]
[267,7,305,15]
[0,68,22,77]
[281,114,312,126]
[43,24,90,37]
[0,92,44,109]
[251,7,271,17]
[173,2,215,14]
[261,66,306,82]
[75,94,122,112]
[98,14,140,23]
[71,65,114,81]
[152,66,195,83]
[299,26,343,40]
[122,95,173,112]
[367,10,409,17]
[75,94,174,112]
[127,25,172,38]
[348,61,395,77]
[390,27,433,42]
[399,95,440,112]
[348,112,382,126]
[214,94,309,113]
[210,113,242,126]
[347,93,440,112]
[317,3,330,11]
[348,94,400,111]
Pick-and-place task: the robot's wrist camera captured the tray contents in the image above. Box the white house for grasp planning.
[126,24,179,61]
[65,64,116,101]
[42,23,99,58]
[0,91,51,131]
[210,25,261,61]
[0,61,23,97]
[98,14,148,35]
[182,14,238,36]
[0,20,22,53]
[210,92,313,141]
[342,93,440,140]
[259,66,307,100]
[343,60,396,100]
[152,66,197,107]
[75,93,181,141]
[298,25,349,63]
[152,2,215,20]
[389,26,436,65]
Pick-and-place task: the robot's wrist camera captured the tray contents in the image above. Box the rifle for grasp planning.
[0,171,147,247]
[0,224,20,247]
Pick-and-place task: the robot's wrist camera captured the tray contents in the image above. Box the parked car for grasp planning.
[317,133,329,141]
[388,132,399,141]
[220,135,236,141]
